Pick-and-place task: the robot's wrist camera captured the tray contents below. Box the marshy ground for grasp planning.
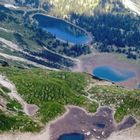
[50,106,137,140]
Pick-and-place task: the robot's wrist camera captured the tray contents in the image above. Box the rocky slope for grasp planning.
[0,0,130,14]
[122,0,140,15]
[1,0,140,16]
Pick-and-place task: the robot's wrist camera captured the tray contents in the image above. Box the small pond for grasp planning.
[93,66,135,82]
[96,123,106,129]
[58,133,85,140]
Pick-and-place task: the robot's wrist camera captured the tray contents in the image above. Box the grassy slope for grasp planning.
[89,85,140,122]
[0,9,42,52]
[0,66,98,132]
[0,66,139,132]
[0,84,40,132]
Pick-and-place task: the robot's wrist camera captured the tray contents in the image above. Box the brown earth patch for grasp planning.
[73,53,140,89]
[50,106,137,140]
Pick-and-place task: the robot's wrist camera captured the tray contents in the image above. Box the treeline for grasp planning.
[14,0,39,8]
[31,28,91,57]
[24,49,74,68]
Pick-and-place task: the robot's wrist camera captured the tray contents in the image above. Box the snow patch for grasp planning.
[122,0,140,15]
[4,4,19,9]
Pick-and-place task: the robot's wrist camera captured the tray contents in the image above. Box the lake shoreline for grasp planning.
[0,105,138,140]
[74,53,140,89]
[93,65,136,83]
[30,13,93,45]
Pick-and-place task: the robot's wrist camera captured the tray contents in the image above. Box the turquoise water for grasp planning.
[33,14,89,45]
[93,66,135,82]
[58,133,84,140]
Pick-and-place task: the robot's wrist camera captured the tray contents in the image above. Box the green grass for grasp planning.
[89,85,140,122]
[40,102,65,123]
[0,111,40,133]
[6,100,23,112]
[0,85,12,102]
[0,10,43,52]
[0,85,10,93]
[0,66,139,132]
[0,30,15,41]
[0,67,98,132]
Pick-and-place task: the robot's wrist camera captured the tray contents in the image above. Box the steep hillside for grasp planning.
[0,0,140,66]
[122,0,140,15]
[70,0,140,59]
[0,1,140,139]
[0,66,140,133]
[1,0,140,16]
[0,4,91,69]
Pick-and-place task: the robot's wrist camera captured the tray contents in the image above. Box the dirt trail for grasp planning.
[0,27,14,33]
[0,125,50,140]
[0,75,38,116]
[0,52,59,70]
[0,37,21,51]
[0,37,59,71]
[83,79,113,107]
[0,37,76,70]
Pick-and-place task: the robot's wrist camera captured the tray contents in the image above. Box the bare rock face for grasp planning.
[0,0,40,8]
[122,0,140,15]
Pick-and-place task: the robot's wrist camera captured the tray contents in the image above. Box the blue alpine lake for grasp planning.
[93,66,135,82]
[33,14,90,45]
[58,133,85,140]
